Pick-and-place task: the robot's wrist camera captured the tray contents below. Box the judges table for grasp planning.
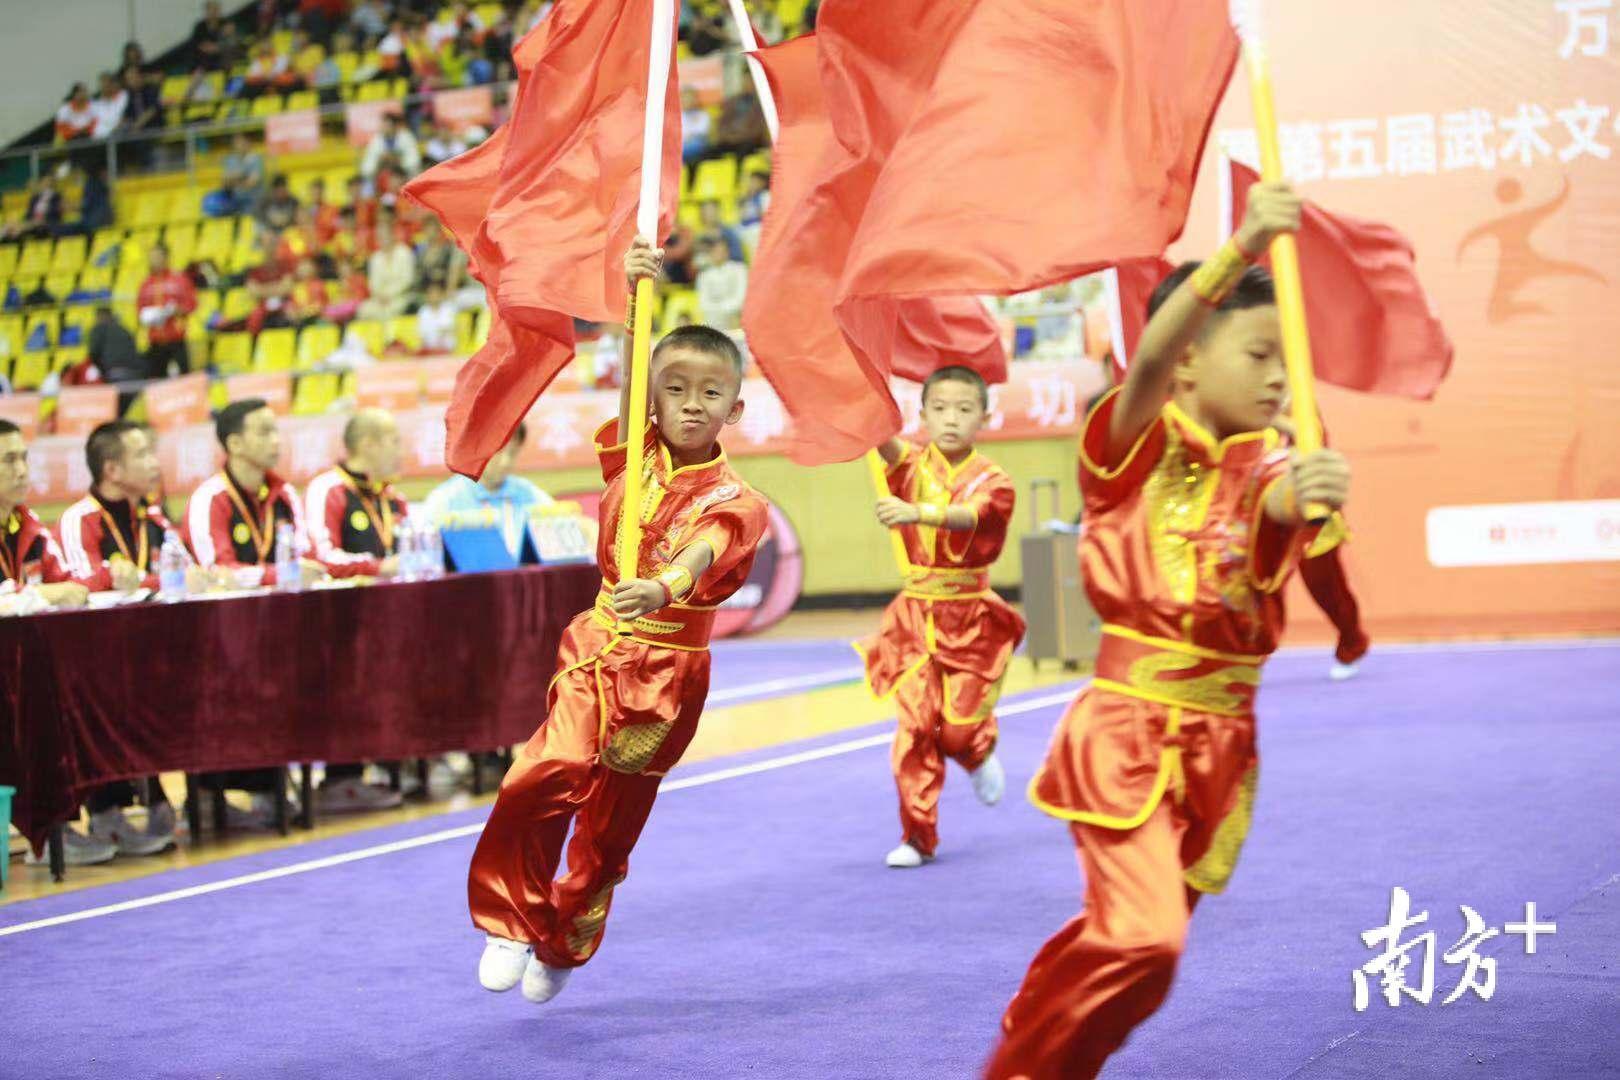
[0,564,602,879]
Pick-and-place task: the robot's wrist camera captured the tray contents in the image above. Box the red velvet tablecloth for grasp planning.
[0,564,601,848]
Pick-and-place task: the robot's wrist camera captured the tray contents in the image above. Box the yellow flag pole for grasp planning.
[1236,4,1330,522]
[617,0,677,628]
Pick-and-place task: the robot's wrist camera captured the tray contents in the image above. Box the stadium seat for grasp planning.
[88,228,124,266]
[163,223,199,267]
[48,236,87,275]
[250,94,285,118]
[332,52,360,84]
[11,350,49,390]
[292,371,340,415]
[212,331,252,373]
[52,346,86,373]
[385,314,420,352]
[220,287,255,324]
[0,245,17,278]
[296,323,341,368]
[77,263,114,292]
[348,319,385,356]
[17,240,52,278]
[194,217,238,263]
[23,310,60,350]
[160,74,193,105]
[691,157,739,207]
[659,288,700,333]
[168,189,205,226]
[285,90,319,112]
[112,264,146,301]
[44,273,77,303]
[130,191,169,230]
[253,327,297,371]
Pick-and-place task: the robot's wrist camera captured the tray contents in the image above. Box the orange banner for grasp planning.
[0,394,42,439]
[345,100,402,148]
[143,372,211,431]
[265,109,322,155]
[431,86,494,133]
[223,372,294,414]
[679,54,724,107]
[53,386,118,438]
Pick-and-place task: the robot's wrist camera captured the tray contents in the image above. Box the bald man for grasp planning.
[305,407,408,579]
[304,407,410,815]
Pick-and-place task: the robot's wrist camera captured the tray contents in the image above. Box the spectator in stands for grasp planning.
[359,219,418,320]
[712,92,768,160]
[191,0,236,71]
[121,41,148,73]
[298,0,349,46]
[120,64,164,135]
[738,168,769,250]
[277,203,324,267]
[748,0,784,43]
[699,199,744,262]
[685,5,727,55]
[245,40,296,97]
[310,30,350,101]
[377,18,409,74]
[680,87,712,164]
[289,28,326,87]
[288,257,330,326]
[307,178,341,246]
[0,419,90,610]
[70,161,115,236]
[87,306,147,385]
[346,173,378,232]
[138,243,198,376]
[258,174,301,232]
[351,0,389,41]
[662,220,697,285]
[89,72,129,140]
[415,277,459,352]
[481,7,515,81]
[301,407,409,814]
[417,224,470,294]
[361,111,423,179]
[695,233,748,331]
[211,132,265,217]
[244,229,294,334]
[422,121,469,166]
[1,175,63,241]
[55,84,97,143]
[423,421,552,551]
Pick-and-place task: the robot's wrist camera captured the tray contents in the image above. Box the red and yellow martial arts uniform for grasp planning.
[468,421,769,968]
[856,442,1026,857]
[986,390,1341,1080]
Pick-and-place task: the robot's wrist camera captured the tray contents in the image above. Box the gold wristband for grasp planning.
[917,504,945,527]
[655,564,694,604]
[1188,238,1257,308]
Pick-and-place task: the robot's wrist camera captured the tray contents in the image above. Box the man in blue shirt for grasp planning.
[422,422,552,554]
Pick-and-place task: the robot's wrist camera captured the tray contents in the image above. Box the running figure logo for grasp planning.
[1457,176,1606,323]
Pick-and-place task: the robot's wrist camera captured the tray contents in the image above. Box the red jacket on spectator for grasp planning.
[2,505,79,587]
[138,270,198,346]
[303,464,408,577]
[58,491,174,590]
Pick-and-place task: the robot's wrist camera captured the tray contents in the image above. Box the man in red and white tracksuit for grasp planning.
[136,242,197,377]
[59,420,175,592]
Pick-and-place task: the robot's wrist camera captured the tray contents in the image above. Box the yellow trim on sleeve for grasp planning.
[1078,387,1158,481]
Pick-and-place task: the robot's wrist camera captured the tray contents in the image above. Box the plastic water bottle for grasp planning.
[420,522,444,579]
[158,529,188,600]
[394,520,419,581]
[273,521,299,592]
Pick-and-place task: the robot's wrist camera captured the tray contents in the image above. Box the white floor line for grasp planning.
[706,666,862,704]
[0,686,1083,939]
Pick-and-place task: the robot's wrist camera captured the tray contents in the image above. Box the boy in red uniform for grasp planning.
[471,237,769,1006]
[985,181,1351,1079]
[857,366,1026,869]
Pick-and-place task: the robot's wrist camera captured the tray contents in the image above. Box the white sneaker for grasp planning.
[25,827,117,866]
[316,779,404,813]
[521,957,572,1004]
[884,842,932,869]
[970,753,1006,806]
[89,808,174,857]
[479,936,532,992]
[1329,660,1361,681]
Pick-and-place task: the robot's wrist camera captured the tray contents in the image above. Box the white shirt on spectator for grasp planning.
[367,244,418,305]
[56,101,97,139]
[362,127,423,177]
[416,299,459,353]
[696,259,748,330]
[89,91,128,138]
[682,107,712,147]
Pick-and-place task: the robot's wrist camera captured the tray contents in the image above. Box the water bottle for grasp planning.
[273,521,299,592]
[394,520,419,581]
[158,529,188,600]
[421,522,444,579]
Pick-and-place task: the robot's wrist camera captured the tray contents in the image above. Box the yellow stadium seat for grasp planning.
[251,94,285,118]
[677,201,702,230]
[52,346,87,373]
[691,157,739,207]
[385,315,420,352]
[659,288,700,333]
[296,323,341,368]
[192,288,220,322]
[741,150,771,178]
[194,217,238,263]
[186,329,210,369]
[113,264,146,301]
[292,371,340,415]
[119,228,161,271]
[0,314,22,352]
[227,225,263,275]
[212,331,253,373]
[163,223,199,267]
[78,263,114,291]
[168,189,205,226]
[332,52,359,84]
[208,378,230,411]
[285,90,319,111]
[325,167,358,197]
[63,306,97,338]
[348,319,385,356]
[130,191,169,230]
[777,0,810,32]
[356,80,393,103]
[11,350,50,390]
[23,309,60,346]
[135,325,149,351]
[160,74,192,105]
[17,240,52,277]
[271,30,294,53]
[0,245,17,278]
[10,276,42,301]
[44,273,77,301]
[48,236,87,275]
[476,3,504,26]
[253,327,297,371]
[221,287,256,323]
[88,228,123,264]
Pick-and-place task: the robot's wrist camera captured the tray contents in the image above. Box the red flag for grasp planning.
[404,0,680,476]
[745,0,1235,463]
[742,33,1007,464]
[1226,160,1454,399]
[1107,256,1178,383]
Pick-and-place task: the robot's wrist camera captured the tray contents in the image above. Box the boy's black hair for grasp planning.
[652,324,745,381]
[922,364,988,409]
[1146,261,1276,322]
